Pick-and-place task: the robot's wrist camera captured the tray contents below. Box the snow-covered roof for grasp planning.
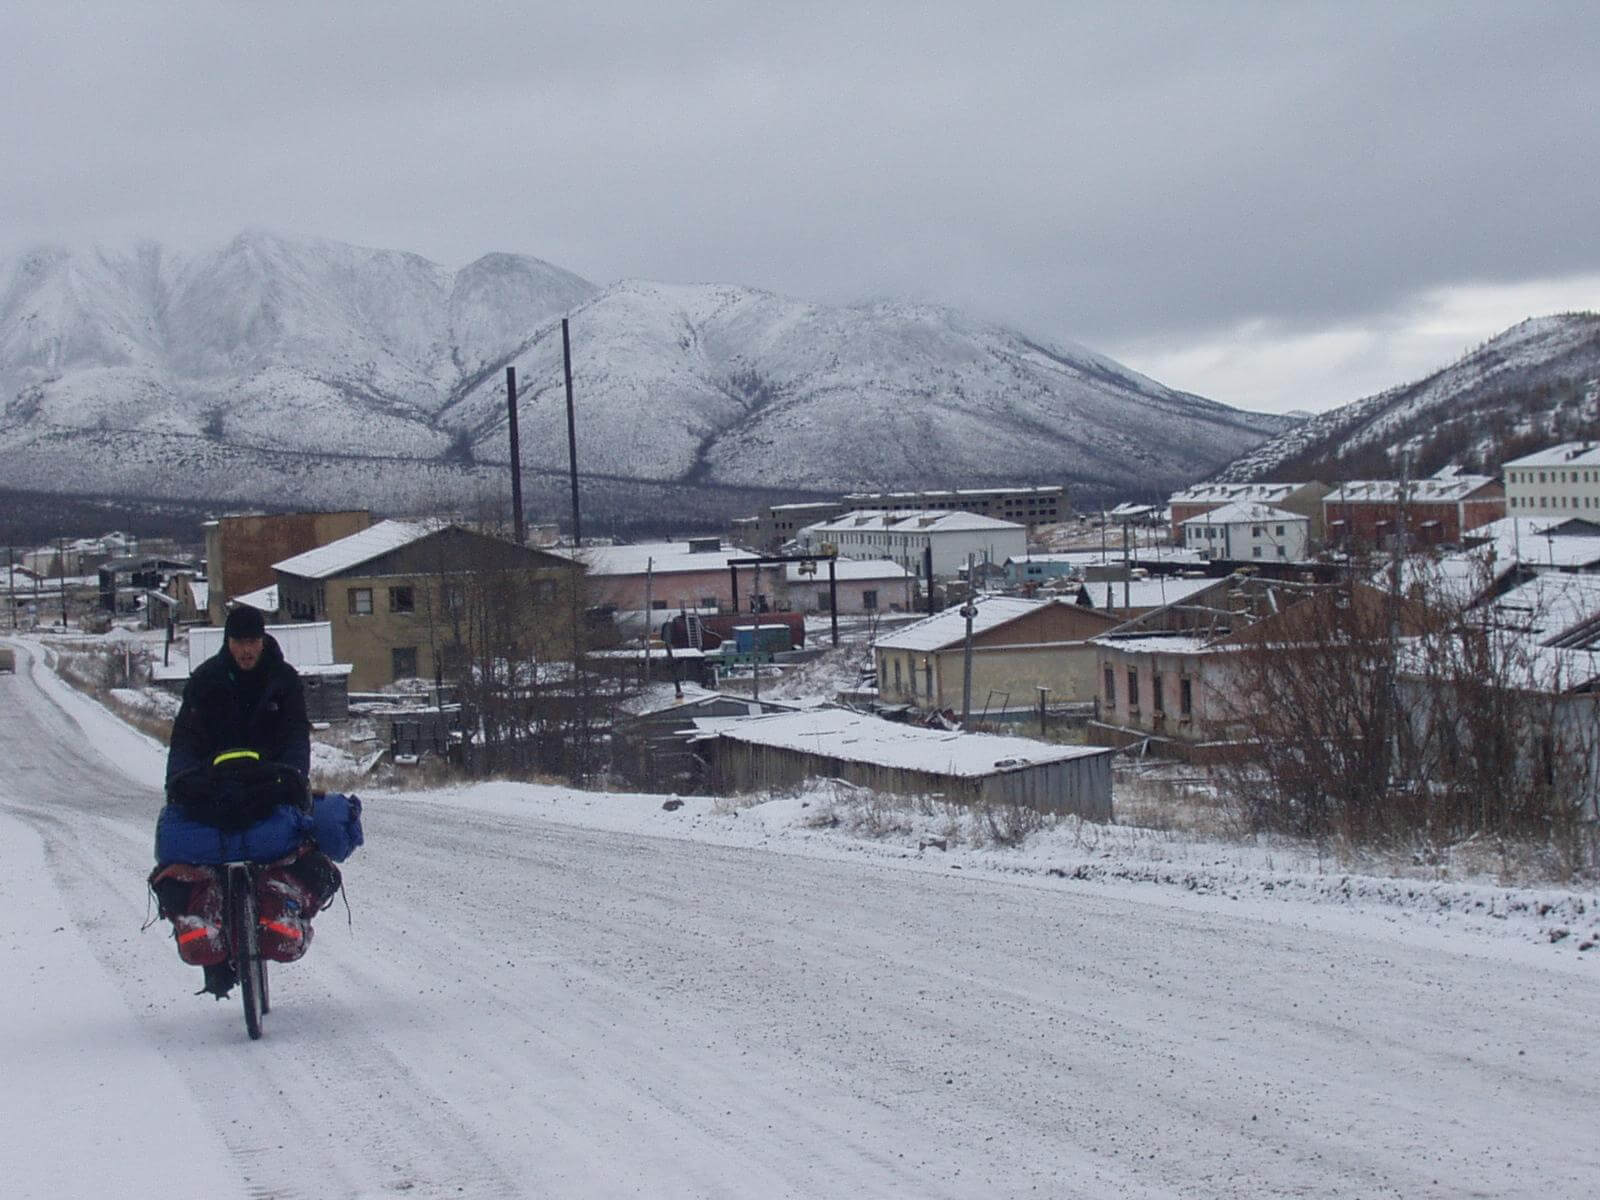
[273,519,438,580]
[873,596,1048,652]
[1179,501,1305,527]
[804,509,1025,535]
[694,708,1110,777]
[1483,573,1600,643]
[581,541,748,577]
[1386,550,1509,609]
[1503,442,1600,470]
[842,486,1061,501]
[1169,482,1309,504]
[1465,517,1600,569]
[231,583,276,611]
[782,558,910,583]
[1093,634,1219,656]
[1073,577,1218,610]
[1325,476,1497,504]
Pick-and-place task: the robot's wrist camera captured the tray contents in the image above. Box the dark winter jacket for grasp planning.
[165,634,310,824]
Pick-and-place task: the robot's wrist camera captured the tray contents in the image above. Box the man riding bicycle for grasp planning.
[151,604,340,997]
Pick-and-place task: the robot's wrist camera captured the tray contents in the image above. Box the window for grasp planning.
[388,586,414,614]
[1152,672,1164,713]
[893,658,902,691]
[391,646,418,680]
[1277,545,1287,558]
[1253,546,1262,558]
[1251,525,1262,537]
[1127,668,1139,711]
[348,587,373,616]
[816,589,832,610]
[651,599,667,610]
[1104,666,1115,705]
[444,583,466,615]
[1275,524,1285,535]
[1180,677,1193,717]
[700,596,718,610]
[862,589,878,611]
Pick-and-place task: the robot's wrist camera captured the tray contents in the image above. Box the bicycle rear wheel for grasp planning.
[231,870,266,1040]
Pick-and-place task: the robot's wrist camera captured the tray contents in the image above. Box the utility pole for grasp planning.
[505,366,525,545]
[1122,520,1131,609]
[827,556,839,648]
[751,560,762,704]
[643,557,653,686]
[562,318,581,548]
[960,552,977,725]
[57,537,68,628]
[6,547,15,630]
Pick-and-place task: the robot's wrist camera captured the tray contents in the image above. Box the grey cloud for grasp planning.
[2,2,1597,403]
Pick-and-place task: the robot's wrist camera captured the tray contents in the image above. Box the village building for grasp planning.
[1068,575,1220,620]
[693,707,1114,820]
[730,501,852,554]
[778,558,912,614]
[841,485,1071,527]
[1323,472,1504,550]
[1461,516,1600,575]
[1089,576,1418,761]
[1180,501,1311,563]
[611,687,805,791]
[1502,442,1600,518]
[272,520,571,690]
[1168,481,1329,543]
[581,538,765,618]
[797,510,1027,578]
[96,555,197,617]
[206,510,372,625]
[873,595,1119,716]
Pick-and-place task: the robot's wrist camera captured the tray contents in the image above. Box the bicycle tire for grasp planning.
[232,869,265,1040]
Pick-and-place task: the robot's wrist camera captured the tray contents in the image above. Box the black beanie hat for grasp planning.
[224,605,267,640]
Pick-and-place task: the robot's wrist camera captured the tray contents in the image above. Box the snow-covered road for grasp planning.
[2,641,1597,1199]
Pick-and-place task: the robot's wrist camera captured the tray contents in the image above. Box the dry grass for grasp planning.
[1112,761,1242,839]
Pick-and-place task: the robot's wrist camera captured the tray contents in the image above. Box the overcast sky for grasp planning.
[3,2,1596,414]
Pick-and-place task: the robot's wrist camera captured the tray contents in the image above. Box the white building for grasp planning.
[1503,443,1600,517]
[796,510,1028,578]
[1180,501,1310,563]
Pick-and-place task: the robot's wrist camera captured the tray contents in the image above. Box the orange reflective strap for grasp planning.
[176,926,213,945]
[261,920,303,941]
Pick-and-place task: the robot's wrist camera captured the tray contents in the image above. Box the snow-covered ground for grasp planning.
[3,635,1598,1198]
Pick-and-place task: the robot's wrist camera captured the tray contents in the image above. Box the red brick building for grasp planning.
[1323,474,1504,550]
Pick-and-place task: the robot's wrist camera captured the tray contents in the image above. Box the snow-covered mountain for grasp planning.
[0,233,1291,522]
[1214,313,1600,484]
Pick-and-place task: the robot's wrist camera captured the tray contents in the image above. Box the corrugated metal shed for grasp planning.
[695,708,1113,820]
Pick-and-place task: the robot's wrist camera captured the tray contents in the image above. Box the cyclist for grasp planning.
[152,604,337,996]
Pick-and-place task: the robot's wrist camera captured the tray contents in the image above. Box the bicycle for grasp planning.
[164,754,312,1039]
[219,860,271,1038]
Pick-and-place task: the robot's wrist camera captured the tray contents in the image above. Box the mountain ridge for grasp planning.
[1213,313,1600,484]
[0,232,1295,523]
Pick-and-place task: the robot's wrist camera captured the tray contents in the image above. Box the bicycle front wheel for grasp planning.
[231,872,266,1040]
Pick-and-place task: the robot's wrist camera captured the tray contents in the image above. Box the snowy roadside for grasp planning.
[0,810,248,1200]
[17,629,1596,968]
[406,779,1600,969]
